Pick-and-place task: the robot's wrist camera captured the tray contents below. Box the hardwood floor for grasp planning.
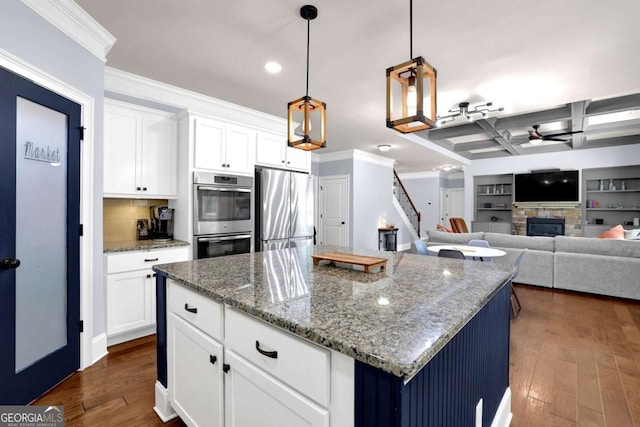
[34,335,185,427]
[510,284,640,426]
[34,285,640,426]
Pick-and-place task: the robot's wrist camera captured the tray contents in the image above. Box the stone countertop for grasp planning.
[104,239,190,253]
[153,245,514,379]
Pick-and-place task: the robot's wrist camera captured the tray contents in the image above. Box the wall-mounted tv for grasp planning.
[514,170,579,203]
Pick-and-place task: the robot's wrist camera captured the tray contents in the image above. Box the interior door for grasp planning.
[319,175,349,246]
[441,188,465,226]
[0,66,81,404]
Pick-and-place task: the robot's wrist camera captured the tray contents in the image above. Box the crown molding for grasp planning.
[20,0,116,62]
[105,67,288,134]
[398,170,441,180]
[312,149,395,168]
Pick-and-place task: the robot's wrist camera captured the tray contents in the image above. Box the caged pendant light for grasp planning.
[386,0,437,133]
[287,5,326,151]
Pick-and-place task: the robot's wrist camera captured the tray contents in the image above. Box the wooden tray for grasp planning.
[311,252,387,273]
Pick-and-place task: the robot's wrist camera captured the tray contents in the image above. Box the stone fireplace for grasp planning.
[512,207,582,237]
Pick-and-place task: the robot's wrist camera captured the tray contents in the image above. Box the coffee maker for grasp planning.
[150,206,174,240]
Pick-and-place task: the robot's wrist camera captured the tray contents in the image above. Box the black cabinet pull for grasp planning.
[184,303,198,314]
[146,274,151,279]
[255,340,278,359]
[210,355,217,365]
[144,258,159,262]
[143,187,147,191]
[146,273,158,279]
[136,186,141,191]
[223,363,230,373]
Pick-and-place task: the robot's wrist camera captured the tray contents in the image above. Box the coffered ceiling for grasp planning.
[74,0,640,172]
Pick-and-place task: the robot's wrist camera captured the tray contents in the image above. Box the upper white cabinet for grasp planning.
[194,117,255,175]
[256,132,310,172]
[104,99,178,198]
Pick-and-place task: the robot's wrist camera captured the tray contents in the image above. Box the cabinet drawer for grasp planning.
[168,280,223,341]
[225,307,330,406]
[105,246,188,274]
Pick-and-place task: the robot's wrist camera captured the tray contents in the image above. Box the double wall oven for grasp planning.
[193,172,253,259]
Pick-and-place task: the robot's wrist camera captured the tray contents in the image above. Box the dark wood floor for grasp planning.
[34,284,640,426]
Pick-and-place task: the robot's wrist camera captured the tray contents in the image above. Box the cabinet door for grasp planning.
[106,269,154,336]
[225,125,254,174]
[285,146,310,171]
[224,350,329,427]
[141,113,177,197]
[169,313,223,427]
[492,222,512,234]
[256,132,286,168]
[194,118,225,171]
[104,103,140,195]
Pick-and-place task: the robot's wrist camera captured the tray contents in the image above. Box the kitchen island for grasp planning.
[153,245,514,426]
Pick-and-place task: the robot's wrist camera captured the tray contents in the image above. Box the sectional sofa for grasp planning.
[420,230,640,300]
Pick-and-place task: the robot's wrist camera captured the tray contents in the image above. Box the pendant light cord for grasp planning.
[306,16,310,97]
[409,0,413,59]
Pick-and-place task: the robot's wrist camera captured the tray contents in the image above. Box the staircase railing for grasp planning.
[393,170,421,237]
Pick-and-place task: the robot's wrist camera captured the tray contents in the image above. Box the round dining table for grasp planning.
[427,244,507,260]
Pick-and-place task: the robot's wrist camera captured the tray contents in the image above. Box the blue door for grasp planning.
[0,66,81,404]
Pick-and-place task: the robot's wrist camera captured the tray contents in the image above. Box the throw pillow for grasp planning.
[436,224,452,233]
[599,224,624,239]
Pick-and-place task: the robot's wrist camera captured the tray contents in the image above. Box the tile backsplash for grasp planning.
[103,198,168,242]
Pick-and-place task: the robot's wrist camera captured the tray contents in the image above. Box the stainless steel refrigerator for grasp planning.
[255,167,314,251]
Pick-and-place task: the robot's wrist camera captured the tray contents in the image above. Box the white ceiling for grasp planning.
[75,0,640,172]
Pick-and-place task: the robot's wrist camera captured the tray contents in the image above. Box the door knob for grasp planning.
[1,258,21,269]
[341,221,345,224]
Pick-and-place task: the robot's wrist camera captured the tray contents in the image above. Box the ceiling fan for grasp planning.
[527,124,583,145]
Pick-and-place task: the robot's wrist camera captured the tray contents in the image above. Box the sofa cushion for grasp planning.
[555,235,640,258]
[598,224,624,239]
[484,232,555,252]
[426,230,484,244]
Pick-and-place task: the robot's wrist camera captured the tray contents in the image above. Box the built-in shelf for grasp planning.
[474,174,513,228]
[586,208,640,212]
[582,166,640,232]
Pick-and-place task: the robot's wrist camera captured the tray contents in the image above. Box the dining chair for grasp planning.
[438,249,466,260]
[468,239,492,262]
[510,249,527,318]
[449,218,469,233]
[410,240,430,255]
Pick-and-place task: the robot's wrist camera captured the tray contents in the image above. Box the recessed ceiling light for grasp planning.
[264,61,282,74]
[441,165,453,171]
[377,144,391,152]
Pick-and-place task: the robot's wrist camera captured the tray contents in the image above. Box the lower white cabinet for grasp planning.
[166,280,350,427]
[168,313,224,427]
[106,269,155,337]
[105,246,189,346]
[471,221,512,234]
[224,350,329,427]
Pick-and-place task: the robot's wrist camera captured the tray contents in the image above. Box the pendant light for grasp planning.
[288,5,326,151]
[386,0,437,133]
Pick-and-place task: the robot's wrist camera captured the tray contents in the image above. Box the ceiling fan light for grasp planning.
[528,138,542,145]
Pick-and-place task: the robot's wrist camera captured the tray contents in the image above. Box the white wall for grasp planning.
[397,172,441,238]
[464,144,640,221]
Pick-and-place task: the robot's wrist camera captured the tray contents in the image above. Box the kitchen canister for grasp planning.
[634,218,639,227]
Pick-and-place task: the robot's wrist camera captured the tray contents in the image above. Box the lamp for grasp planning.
[436,101,504,126]
[386,0,437,133]
[287,5,326,151]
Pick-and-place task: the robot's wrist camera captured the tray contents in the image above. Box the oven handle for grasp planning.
[196,186,252,193]
[198,234,252,243]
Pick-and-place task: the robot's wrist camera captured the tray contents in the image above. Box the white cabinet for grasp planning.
[104,99,178,198]
[166,280,348,427]
[105,246,189,346]
[169,313,224,427]
[194,118,254,175]
[224,350,329,427]
[256,132,310,172]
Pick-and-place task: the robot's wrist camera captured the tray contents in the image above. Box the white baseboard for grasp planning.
[106,326,155,347]
[154,381,177,422]
[491,387,512,427]
[397,242,411,252]
[91,333,108,365]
